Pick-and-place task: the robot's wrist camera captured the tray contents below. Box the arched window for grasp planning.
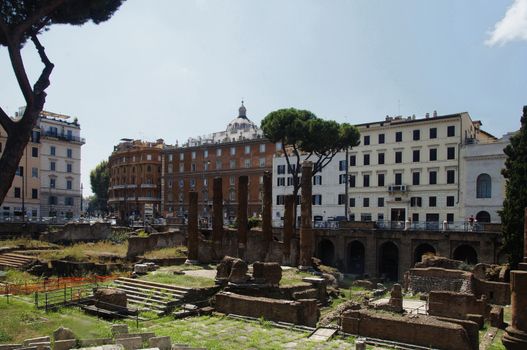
[476,211,491,223]
[476,174,492,198]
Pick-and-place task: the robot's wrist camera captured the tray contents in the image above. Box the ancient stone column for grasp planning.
[519,208,527,272]
[283,194,295,263]
[186,191,199,263]
[262,171,273,243]
[502,270,527,349]
[299,161,314,268]
[212,177,223,243]
[237,176,248,258]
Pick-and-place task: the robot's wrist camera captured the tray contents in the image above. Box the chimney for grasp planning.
[425,113,429,119]
[433,110,437,118]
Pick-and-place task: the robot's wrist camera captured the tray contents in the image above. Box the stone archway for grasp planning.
[414,243,436,265]
[316,239,335,267]
[379,241,399,282]
[453,244,478,265]
[476,211,491,223]
[347,240,365,275]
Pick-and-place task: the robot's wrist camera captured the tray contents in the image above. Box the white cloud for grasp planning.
[486,0,527,46]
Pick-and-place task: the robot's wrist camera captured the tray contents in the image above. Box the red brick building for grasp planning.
[162,103,276,224]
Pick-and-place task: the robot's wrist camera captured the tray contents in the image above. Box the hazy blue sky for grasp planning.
[1,0,526,196]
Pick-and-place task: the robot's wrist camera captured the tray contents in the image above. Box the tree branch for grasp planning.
[31,33,54,97]
[0,106,14,135]
[12,0,67,41]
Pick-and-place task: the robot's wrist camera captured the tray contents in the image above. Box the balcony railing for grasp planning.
[388,184,408,193]
[140,184,157,188]
[376,220,486,232]
[43,131,85,144]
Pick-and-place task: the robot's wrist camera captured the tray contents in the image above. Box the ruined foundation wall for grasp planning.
[405,267,474,294]
[428,291,487,320]
[341,310,476,350]
[126,230,185,258]
[41,223,112,243]
[473,278,511,306]
[214,292,319,327]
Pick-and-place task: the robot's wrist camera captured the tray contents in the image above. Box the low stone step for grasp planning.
[116,277,190,293]
[124,293,174,308]
[113,284,186,299]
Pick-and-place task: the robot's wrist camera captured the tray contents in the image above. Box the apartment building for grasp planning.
[39,111,85,218]
[272,111,505,225]
[107,139,165,220]
[161,103,275,223]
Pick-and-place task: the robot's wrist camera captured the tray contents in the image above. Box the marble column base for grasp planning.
[502,326,527,350]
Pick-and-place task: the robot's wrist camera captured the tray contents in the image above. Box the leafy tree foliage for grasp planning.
[89,160,109,214]
[0,0,125,205]
[500,105,527,268]
[261,108,360,203]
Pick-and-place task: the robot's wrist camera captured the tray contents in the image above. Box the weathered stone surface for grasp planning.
[212,177,223,243]
[503,270,527,349]
[54,339,77,350]
[114,336,142,350]
[22,337,50,346]
[77,345,124,350]
[237,176,249,250]
[428,291,486,321]
[0,344,22,350]
[388,284,403,312]
[405,267,473,294]
[229,259,249,284]
[79,338,113,347]
[252,261,282,286]
[216,256,237,281]
[187,191,199,261]
[490,306,505,329]
[414,255,465,270]
[352,280,375,290]
[115,333,155,343]
[111,324,128,336]
[52,327,76,341]
[148,336,171,350]
[94,288,127,311]
[299,162,314,268]
[282,194,295,263]
[262,171,272,243]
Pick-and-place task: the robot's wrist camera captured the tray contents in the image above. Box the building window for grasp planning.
[32,167,38,178]
[446,196,455,207]
[216,160,222,170]
[146,154,152,161]
[229,176,235,186]
[32,147,38,157]
[412,172,420,185]
[230,147,236,156]
[259,144,266,152]
[378,134,385,144]
[410,197,422,207]
[48,196,57,205]
[395,131,402,142]
[277,177,285,186]
[50,178,56,188]
[312,195,322,205]
[349,175,356,187]
[395,173,402,185]
[429,196,437,207]
[447,170,455,184]
[313,175,322,185]
[447,213,454,223]
[190,178,196,188]
[339,160,347,171]
[350,155,356,166]
[363,197,369,207]
[179,179,184,188]
[378,197,384,207]
[244,145,251,154]
[215,148,221,157]
[430,127,437,139]
[338,194,346,205]
[447,125,456,137]
[168,154,173,161]
[476,173,492,198]
[361,213,372,222]
[167,164,173,174]
[413,149,420,162]
[16,166,23,176]
[259,157,266,167]
[413,129,420,141]
[179,153,184,160]
[230,160,236,169]
[276,195,285,205]
[191,151,196,159]
[378,152,385,165]
[14,187,21,198]
[179,164,184,172]
[277,164,286,174]
[429,171,437,185]
[50,161,56,171]
[50,146,56,156]
[66,163,72,173]
[447,147,456,160]
[339,174,347,184]
[395,151,402,163]
[429,148,437,161]
[378,173,385,187]
[363,154,370,166]
[67,180,72,190]
[363,135,370,145]
[287,164,297,174]
[350,198,355,207]
[244,159,251,168]
[65,197,73,206]
[363,174,370,187]
[31,189,38,199]
[203,149,208,158]
[67,148,72,158]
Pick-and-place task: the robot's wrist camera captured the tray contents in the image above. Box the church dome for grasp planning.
[226,101,257,133]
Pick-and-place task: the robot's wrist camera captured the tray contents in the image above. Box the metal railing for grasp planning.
[376,220,486,232]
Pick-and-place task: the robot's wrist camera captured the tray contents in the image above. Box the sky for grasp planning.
[1,0,527,196]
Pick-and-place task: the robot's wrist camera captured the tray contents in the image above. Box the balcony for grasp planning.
[140,184,157,189]
[388,184,408,193]
[43,131,85,144]
[111,184,137,190]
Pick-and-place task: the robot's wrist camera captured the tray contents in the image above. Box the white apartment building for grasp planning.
[272,111,505,227]
[38,111,84,219]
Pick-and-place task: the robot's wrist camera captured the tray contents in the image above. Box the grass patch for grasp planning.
[0,298,111,343]
[488,329,506,350]
[139,272,215,288]
[143,246,187,259]
[0,238,57,249]
[2,269,43,284]
[279,269,312,287]
[37,241,128,262]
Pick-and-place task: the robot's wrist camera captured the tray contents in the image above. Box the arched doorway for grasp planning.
[453,244,478,265]
[347,240,365,275]
[476,211,491,223]
[414,243,436,265]
[317,239,335,266]
[379,241,399,282]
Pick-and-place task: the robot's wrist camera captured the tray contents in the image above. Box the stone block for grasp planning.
[111,324,129,336]
[54,339,77,350]
[114,336,142,350]
[355,339,366,350]
[0,345,22,350]
[490,306,505,329]
[134,264,149,274]
[77,346,123,350]
[252,261,282,286]
[115,333,155,343]
[23,337,50,347]
[95,288,127,311]
[228,259,249,284]
[26,343,50,350]
[148,336,171,350]
[53,327,76,341]
[466,314,484,329]
[79,338,113,347]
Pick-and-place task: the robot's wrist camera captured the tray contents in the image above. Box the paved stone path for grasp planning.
[372,298,427,314]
